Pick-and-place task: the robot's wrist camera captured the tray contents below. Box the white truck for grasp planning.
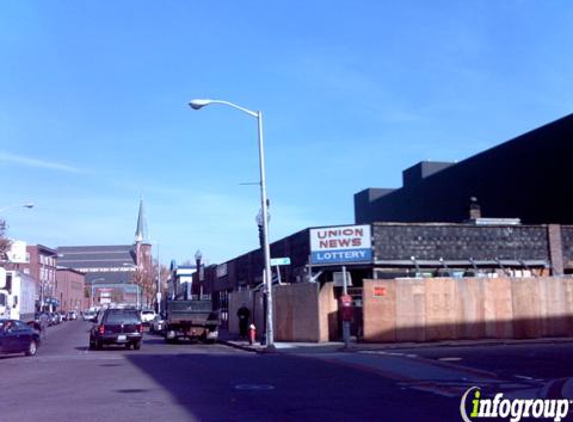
[0,269,37,324]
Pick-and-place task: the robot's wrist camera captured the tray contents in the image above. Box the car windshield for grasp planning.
[105,311,139,324]
[142,311,154,315]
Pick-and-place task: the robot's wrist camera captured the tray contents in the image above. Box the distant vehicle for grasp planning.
[150,314,165,334]
[140,309,156,326]
[0,319,41,356]
[164,299,219,344]
[89,308,143,350]
[0,270,37,328]
[82,310,98,322]
[48,312,59,326]
[67,310,78,320]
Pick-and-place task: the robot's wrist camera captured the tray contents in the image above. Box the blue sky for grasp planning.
[1,1,572,265]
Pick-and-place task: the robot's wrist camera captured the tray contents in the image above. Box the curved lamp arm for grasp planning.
[189,99,259,118]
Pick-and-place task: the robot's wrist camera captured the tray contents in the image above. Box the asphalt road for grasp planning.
[0,320,462,422]
[2,321,572,422]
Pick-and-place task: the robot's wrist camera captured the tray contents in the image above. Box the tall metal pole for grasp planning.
[188,99,274,350]
[257,111,274,349]
[342,265,350,348]
[156,242,161,315]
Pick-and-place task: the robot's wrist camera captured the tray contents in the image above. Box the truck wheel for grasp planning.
[133,341,141,350]
[96,340,103,350]
[25,340,38,356]
[89,337,95,350]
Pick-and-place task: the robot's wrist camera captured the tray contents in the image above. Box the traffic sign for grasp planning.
[270,257,291,266]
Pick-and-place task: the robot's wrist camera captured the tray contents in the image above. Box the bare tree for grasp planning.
[131,268,155,307]
[0,219,12,265]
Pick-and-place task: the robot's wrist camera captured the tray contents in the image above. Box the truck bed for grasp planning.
[166,300,219,325]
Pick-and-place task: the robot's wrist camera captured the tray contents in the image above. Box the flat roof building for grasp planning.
[355,113,573,225]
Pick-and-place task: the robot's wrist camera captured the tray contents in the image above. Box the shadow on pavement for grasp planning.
[123,351,459,422]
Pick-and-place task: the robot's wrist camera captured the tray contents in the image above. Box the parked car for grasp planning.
[66,311,77,321]
[89,308,143,350]
[48,313,59,326]
[150,314,165,334]
[0,319,41,356]
[140,309,156,327]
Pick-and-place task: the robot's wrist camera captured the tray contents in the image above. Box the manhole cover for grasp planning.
[234,384,275,391]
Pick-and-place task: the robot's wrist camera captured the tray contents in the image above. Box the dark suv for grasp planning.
[89,308,143,350]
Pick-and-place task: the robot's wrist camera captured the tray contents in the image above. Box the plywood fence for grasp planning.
[363,277,573,343]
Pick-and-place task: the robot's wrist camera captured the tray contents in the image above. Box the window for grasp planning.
[13,320,28,330]
[105,310,140,324]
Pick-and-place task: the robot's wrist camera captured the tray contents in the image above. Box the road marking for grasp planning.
[515,375,534,381]
[439,357,463,362]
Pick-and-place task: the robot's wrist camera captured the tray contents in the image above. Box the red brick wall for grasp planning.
[56,269,85,312]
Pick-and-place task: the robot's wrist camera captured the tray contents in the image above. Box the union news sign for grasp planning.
[310,224,372,265]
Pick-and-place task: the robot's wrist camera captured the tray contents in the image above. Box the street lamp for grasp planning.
[0,203,34,213]
[189,98,274,349]
[195,250,203,298]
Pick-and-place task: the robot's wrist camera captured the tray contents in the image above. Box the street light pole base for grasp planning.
[260,343,277,353]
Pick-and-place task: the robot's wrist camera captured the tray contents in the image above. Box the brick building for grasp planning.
[57,199,153,308]
[55,268,86,312]
[25,244,58,309]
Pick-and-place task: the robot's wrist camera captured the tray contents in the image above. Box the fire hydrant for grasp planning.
[248,323,256,345]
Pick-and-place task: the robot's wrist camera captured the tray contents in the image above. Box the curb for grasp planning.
[344,336,573,352]
[217,339,263,353]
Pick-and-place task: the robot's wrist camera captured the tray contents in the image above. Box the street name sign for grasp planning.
[270,257,291,266]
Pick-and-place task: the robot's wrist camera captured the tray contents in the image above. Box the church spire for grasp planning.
[134,197,148,243]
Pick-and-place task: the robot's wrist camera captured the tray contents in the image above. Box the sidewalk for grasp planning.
[217,330,347,354]
[218,329,573,354]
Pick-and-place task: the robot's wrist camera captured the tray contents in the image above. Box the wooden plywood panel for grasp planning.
[425,278,457,341]
[539,277,568,337]
[362,279,396,342]
[274,283,319,342]
[395,278,426,342]
[511,278,542,338]
[455,278,486,339]
[318,282,338,342]
[563,279,573,336]
[484,278,514,338]
[229,290,254,335]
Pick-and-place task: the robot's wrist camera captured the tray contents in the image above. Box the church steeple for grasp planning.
[134,197,148,243]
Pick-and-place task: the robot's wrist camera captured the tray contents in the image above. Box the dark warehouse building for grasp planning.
[354,113,573,225]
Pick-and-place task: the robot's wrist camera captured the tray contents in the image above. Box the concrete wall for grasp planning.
[363,277,573,343]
